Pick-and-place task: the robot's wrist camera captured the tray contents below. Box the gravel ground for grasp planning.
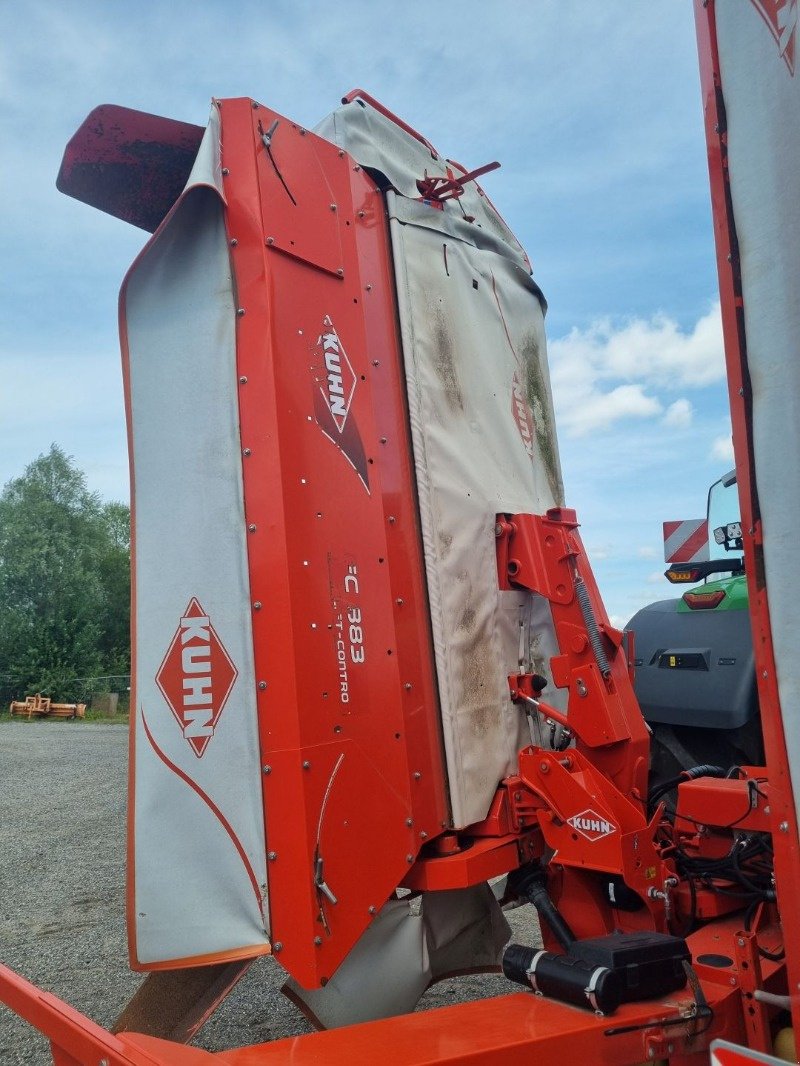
[0,722,540,1063]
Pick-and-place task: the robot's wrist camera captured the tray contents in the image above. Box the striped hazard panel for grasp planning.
[663,519,710,564]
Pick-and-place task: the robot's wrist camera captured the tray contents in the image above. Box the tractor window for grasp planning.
[707,471,743,561]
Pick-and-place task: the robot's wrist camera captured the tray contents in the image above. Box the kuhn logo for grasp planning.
[749,0,796,74]
[311,315,370,492]
[317,318,356,432]
[155,598,238,758]
[567,809,616,843]
[511,372,534,457]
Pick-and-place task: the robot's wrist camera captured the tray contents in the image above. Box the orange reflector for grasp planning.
[682,589,726,610]
[665,567,702,583]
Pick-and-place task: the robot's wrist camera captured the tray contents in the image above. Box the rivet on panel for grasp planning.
[302,760,311,770]
[358,211,365,219]
[248,523,257,533]
[338,150,345,158]
[273,941,283,953]
[268,851,278,861]
[253,601,262,610]
[406,854,413,864]
[405,818,413,827]
[388,516,396,524]
[379,437,387,444]
[404,683,412,691]
[372,360,380,367]
[299,128,306,135]
[336,268,344,277]
[365,283,373,292]
[420,832,428,840]
[396,598,404,606]
[222,167,230,176]
[258,681,267,690]
[239,376,248,384]
[314,936,323,945]
[230,238,238,247]
[413,772,422,780]
[243,448,252,457]
[237,308,246,316]
[263,765,272,774]
[266,236,275,245]
[329,203,337,212]
[368,905,377,915]
[252,101,260,109]
[354,164,361,171]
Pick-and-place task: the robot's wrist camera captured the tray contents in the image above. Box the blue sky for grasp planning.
[0,1,733,625]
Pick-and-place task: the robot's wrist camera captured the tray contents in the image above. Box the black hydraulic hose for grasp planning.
[524,876,576,951]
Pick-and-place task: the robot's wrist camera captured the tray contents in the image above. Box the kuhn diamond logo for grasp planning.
[155,598,238,758]
[749,0,797,74]
[567,808,616,843]
[315,316,356,433]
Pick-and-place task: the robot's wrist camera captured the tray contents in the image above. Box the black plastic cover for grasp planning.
[567,931,689,1000]
[627,598,756,729]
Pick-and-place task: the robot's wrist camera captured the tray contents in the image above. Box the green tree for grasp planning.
[0,445,130,703]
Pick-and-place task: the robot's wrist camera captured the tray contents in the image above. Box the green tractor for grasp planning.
[626,471,762,789]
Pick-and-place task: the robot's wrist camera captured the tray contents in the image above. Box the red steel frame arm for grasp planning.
[496,508,649,805]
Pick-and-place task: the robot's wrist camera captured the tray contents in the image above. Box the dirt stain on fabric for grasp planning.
[520,331,563,504]
[432,307,464,411]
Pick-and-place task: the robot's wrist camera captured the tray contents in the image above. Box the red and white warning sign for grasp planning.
[663,519,710,564]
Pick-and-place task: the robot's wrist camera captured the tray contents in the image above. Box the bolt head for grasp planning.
[406,854,414,863]
[329,203,337,211]
[248,523,257,533]
[314,935,322,945]
[243,448,252,456]
[737,937,745,947]
[273,941,283,953]
[263,765,272,774]
[336,268,344,277]
[780,820,789,832]
[222,167,230,176]
[268,851,277,861]
[237,308,246,316]
[230,238,238,247]
[404,682,412,691]
[405,818,413,827]
[413,771,422,780]
[420,831,428,840]
[266,236,275,245]
[368,905,377,915]
[239,375,248,384]
[253,601,262,610]
[258,681,267,691]
[302,760,311,769]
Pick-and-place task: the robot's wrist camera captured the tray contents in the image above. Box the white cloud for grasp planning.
[662,398,693,428]
[710,434,734,463]
[637,546,658,559]
[550,301,723,436]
